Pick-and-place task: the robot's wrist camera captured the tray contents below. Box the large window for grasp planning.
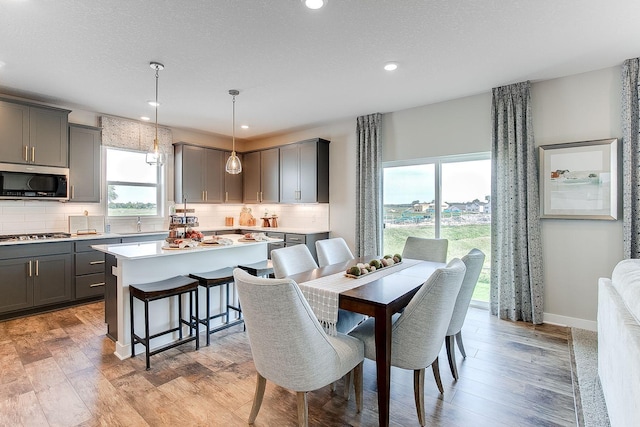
[106,148,163,217]
[383,154,491,302]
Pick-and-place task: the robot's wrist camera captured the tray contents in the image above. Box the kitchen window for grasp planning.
[382,153,491,302]
[105,147,163,217]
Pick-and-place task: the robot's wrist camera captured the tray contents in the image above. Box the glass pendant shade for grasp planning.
[146,62,165,166]
[225,152,242,174]
[226,89,242,175]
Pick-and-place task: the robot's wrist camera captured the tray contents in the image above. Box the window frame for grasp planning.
[104,146,165,219]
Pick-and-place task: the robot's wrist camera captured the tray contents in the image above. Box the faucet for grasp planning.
[136,216,142,232]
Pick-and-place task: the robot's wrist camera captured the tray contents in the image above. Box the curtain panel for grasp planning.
[490,81,544,324]
[622,58,640,259]
[356,113,382,257]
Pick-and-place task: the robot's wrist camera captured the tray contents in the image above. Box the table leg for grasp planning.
[374,309,392,427]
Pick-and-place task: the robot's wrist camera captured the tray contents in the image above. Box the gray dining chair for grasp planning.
[348,259,466,426]
[446,248,485,380]
[271,244,364,334]
[233,268,364,427]
[401,237,449,263]
[315,237,354,268]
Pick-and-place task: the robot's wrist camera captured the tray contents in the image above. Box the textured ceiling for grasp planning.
[1,0,639,140]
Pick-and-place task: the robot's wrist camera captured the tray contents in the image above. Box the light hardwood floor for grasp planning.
[0,302,577,426]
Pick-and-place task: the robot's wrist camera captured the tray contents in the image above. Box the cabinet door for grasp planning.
[69,125,101,202]
[279,144,299,203]
[180,145,205,203]
[0,258,33,314]
[299,141,324,203]
[204,148,224,203]
[0,100,30,164]
[261,148,279,203]
[243,151,262,203]
[29,106,69,167]
[224,151,243,203]
[33,253,72,307]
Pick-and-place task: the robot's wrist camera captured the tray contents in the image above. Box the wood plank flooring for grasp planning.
[0,302,577,426]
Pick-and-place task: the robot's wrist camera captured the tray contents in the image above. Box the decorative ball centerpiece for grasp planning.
[346,254,402,277]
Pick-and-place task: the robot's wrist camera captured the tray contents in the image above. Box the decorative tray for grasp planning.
[344,260,402,279]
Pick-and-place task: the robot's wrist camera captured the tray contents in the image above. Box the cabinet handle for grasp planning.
[289,237,302,242]
[202,190,205,201]
[31,147,35,163]
[256,192,260,202]
[89,260,105,265]
[89,283,106,288]
[24,146,29,162]
[28,260,32,277]
[71,185,75,199]
[225,192,228,202]
[260,191,263,202]
[35,259,39,276]
[205,190,208,201]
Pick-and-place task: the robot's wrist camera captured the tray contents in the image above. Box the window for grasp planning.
[383,154,491,302]
[106,148,163,217]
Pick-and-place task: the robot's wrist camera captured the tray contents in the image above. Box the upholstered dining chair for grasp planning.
[233,268,364,427]
[271,244,364,334]
[348,259,466,426]
[446,248,485,380]
[315,237,354,268]
[401,237,449,263]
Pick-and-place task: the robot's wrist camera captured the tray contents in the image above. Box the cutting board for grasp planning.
[69,215,105,234]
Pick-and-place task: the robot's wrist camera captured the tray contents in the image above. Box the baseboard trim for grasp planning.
[543,313,597,331]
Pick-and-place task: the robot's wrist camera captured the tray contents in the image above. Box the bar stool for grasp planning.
[129,275,199,370]
[189,267,243,346]
[237,259,274,278]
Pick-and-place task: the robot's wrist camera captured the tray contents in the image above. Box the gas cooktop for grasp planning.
[0,232,71,243]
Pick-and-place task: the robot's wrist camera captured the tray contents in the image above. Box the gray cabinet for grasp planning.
[243,148,279,203]
[0,242,73,315]
[0,98,69,167]
[174,143,224,203]
[280,138,329,203]
[74,238,119,300]
[69,124,101,202]
[264,231,328,262]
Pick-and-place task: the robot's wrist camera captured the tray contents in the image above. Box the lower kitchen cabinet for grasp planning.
[0,242,73,315]
[74,238,120,300]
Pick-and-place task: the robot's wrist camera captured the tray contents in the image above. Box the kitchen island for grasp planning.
[92,233,274,360]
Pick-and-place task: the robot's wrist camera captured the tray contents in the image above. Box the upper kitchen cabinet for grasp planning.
[174,143,224,203]
[224,151,243,203]
[280,138,329,203]
[243,147,279,203]
[68,124,101,203]
[0,98,70,167]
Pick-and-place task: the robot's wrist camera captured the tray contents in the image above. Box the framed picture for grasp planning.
[539,138,618,220]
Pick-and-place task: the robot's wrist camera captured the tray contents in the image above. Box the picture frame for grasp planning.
[539,138,618,220]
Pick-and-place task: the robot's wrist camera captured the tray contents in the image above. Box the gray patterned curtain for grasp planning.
[356,113,382,257]
[622,58,640,259]
[490,81,544,324]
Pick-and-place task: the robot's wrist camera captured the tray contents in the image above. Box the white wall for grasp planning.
[253,66,623,329]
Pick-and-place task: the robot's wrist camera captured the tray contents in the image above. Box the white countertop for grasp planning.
[91,233,281,260]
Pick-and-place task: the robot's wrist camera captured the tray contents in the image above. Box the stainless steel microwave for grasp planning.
[0,163,69,200]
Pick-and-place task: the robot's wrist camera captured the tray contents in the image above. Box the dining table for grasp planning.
[287,256,445,427]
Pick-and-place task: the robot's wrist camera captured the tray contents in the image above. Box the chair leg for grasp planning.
[248,373,266,425]
[343,371,352,400]
[413,368,425,426]
[354,362,363,413]
[296,391,308,427]
[445,334,459,380]
[455,331,466,358]
[431,357,444,394]
[331,381,336,393]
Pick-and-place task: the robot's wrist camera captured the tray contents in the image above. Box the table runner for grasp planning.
[298,258,421,335]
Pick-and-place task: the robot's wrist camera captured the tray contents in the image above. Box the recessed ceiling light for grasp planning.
[241,125,249,129]
[384,62,398,71]
[140,116,150,121]
[303,0,326,10]
[147,100,160,107]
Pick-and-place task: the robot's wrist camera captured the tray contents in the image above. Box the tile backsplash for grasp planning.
[0,200,330,235]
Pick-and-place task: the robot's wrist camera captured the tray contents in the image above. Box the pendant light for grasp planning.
[225,89,242,174]
[146,61,165,166]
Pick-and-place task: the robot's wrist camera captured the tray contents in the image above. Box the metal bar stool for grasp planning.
[189,267,243,346]
[129,275,200,370]
[237,259,274,278]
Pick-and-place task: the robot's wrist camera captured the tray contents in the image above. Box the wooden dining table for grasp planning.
[287,256,445,427]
